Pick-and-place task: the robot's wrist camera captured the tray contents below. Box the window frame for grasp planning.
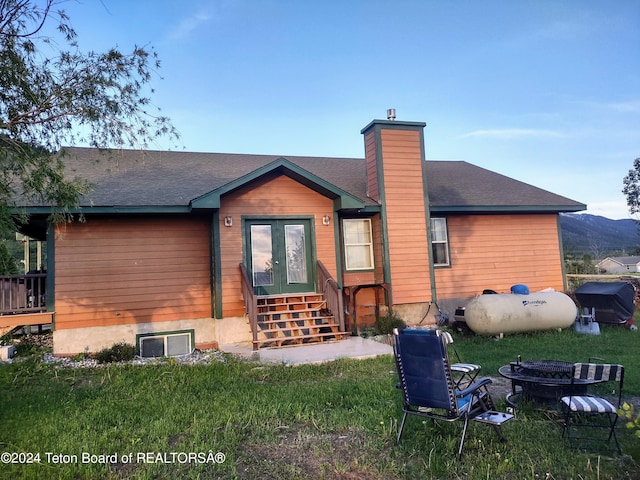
[342,218,375,271]
[137,329,195,358]
[430,217,451,267]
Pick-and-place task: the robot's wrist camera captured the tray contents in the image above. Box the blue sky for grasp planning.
[61,0,639,219]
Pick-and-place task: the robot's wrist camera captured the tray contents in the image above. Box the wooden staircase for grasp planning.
[253,293,349,349]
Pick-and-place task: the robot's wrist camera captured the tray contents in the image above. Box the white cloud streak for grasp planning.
[168,11,213,40]
[460,128,564,140]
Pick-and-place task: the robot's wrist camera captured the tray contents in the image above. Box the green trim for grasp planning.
[332,215,343,289]
[360,119,427,134]
[353,205,381,214]
[243,216,317,295]
[136,329,195,357]
[191,158,365,210]
[46,223,55,325]
[429,205,586,214]
[372,125,392,291]
[211,212,223,319]
[420,136,438,304]
[19,206,191,215]
[557,215,568,291]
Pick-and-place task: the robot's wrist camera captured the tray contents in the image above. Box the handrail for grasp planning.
[317,261,345,332]
[239,263,259,350]
[0,274,47,315]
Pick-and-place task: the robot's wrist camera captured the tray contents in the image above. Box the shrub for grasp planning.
[92,342,136,364]
[374,311,406,335]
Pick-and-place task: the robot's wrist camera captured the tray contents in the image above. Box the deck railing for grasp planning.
[0,274,47,315]
[239,263,259,349]
[317,261,344,332]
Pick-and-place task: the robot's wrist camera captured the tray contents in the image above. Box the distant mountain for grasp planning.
[559,213,640,257]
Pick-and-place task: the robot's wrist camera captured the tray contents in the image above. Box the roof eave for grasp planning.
[429,204,587,214]
[18,206,192,215]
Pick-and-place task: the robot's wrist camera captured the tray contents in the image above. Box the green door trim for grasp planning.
[244,217,317,295]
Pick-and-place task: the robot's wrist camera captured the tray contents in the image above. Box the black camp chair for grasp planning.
[560,363,625,453]
[393,328,513,458]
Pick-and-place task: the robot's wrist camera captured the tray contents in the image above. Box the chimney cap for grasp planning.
[387,108,396,121]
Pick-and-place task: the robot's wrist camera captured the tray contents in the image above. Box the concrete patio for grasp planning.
[220,336,393,365]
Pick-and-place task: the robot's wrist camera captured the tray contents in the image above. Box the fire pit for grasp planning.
[510,360,573,379]
[498,359,595,405]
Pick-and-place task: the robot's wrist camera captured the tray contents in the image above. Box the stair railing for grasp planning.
[317,260,345,332]
[239,263,259,350]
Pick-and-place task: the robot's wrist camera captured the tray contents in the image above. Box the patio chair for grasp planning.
[393,328,513,458]
[439,330,482,388]
[560,363,624,453]
[398,328,482,389]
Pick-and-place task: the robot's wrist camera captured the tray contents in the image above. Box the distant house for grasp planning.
[11,115,585,356]
[596,256,640,274]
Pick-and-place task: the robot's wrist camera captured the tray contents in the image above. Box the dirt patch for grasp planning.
[235,426,398,480]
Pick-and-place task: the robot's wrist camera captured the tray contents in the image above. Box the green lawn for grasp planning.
[0,326,639,479]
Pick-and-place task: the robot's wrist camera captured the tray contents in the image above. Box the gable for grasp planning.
[190,158,365,211]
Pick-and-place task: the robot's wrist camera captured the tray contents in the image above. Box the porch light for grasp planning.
[224,216,233,227]
[322,215,331,226]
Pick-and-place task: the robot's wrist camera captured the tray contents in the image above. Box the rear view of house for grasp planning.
[9,114,585,355]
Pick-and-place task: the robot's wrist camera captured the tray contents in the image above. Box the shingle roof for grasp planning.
[20,147,585,213]
[598,256,640,266]
[424,161,584,211]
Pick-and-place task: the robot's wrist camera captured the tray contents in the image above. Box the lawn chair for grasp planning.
[398,328,481,389]
[440,330,482,388]
[560,363,624,453]
[392,328,513,458]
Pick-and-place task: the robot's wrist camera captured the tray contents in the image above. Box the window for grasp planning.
[137,330,194,358]
[343,219,374,270]
[430,218,450,267]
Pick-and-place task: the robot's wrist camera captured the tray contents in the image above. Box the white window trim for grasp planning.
[343,218,375,271]
[431,217,451,267]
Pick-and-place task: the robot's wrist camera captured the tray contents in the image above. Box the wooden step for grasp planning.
[257,314,334,324]
[257,325,341,339]
[254,331,350,348]
[252,292,345,350]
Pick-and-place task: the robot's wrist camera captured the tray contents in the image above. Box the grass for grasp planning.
[0,326,639,479]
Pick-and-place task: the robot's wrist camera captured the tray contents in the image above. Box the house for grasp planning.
[11,115,585,355]
[596,256,640,274]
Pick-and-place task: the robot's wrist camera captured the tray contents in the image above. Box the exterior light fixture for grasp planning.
[322,215,331,226]
[224,216,233,227]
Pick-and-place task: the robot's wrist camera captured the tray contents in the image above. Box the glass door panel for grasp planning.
[250,225,274,287]
[285,224,307,284]
[246,219,314,295]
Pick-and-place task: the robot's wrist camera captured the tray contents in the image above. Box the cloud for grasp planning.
[168,11,212,40]
[460,129,563,140]
[606,101,640,113]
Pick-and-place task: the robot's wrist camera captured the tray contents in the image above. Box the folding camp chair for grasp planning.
[398,328,481,388]
[560,363,624,453]
[393,328,513,458]
[439,330,482,388]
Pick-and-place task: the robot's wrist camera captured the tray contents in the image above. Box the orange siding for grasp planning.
[364,131,379,202]
[434,214,564,299]
[54,217,211,330]
[380,129,432,304]
[219,175,337,317]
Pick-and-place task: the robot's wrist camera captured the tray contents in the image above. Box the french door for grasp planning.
[246,219,314,295]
